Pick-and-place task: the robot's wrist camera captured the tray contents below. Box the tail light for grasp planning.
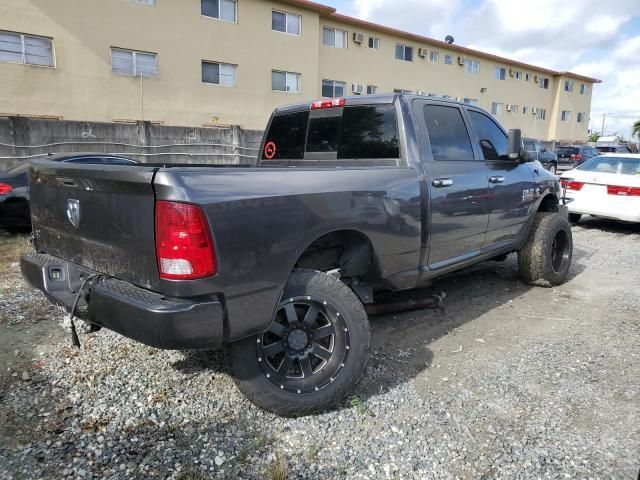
[570,153,583,162]
[561,180,584,191]
[155,201,216,280]
[310,98,345,110]
[607,185,640,196]
[0,183,12,195]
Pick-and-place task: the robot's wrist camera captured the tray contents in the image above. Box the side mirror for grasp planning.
[507,129,524,160]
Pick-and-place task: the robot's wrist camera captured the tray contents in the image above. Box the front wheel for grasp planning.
[230,269,370,416]
[518,212,573,287]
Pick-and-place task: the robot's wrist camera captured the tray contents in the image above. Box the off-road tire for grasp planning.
[230,269,370,416]
[518,212,573,287]
[569,213,582,224]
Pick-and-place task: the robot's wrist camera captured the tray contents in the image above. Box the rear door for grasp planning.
[415,100,490,268]
[28,160,161,289]
[467,109,537,247]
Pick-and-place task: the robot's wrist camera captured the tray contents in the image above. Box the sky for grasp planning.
[323,0,640,141]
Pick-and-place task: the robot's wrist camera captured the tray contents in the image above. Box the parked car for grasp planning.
[523,138,561,173]
[555,145,597,167]
[0,153,137,230]
[596,145,632,155]
[560,153,640,223]
[21,95,572,416]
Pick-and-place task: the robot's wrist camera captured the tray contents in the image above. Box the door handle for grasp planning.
[489,175,505,184]
[432,178,453,188]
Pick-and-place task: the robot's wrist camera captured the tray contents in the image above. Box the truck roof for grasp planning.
[274,93,475,114]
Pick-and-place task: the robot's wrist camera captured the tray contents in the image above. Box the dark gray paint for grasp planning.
[26,94,560,346]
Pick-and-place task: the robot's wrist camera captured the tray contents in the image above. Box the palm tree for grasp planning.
[633,120,640,141]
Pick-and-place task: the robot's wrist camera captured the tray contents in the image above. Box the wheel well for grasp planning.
[294,230,373,279]
[537,194,558,213]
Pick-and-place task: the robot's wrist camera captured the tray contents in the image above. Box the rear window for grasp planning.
[261,104,400,163]
[556,147,578,155]
[262,110,309,160]
[577,156,640,175]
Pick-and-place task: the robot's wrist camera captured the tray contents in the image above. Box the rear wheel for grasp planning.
[568,213,582,224]
[518,212,573,287]
[230,269,370,416]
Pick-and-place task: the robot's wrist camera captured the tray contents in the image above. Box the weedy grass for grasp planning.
[265,452,288,480]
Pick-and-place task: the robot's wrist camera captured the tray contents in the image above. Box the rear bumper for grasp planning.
[20,252,225,349]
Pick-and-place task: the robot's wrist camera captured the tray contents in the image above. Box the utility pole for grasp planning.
[601,112,613,136]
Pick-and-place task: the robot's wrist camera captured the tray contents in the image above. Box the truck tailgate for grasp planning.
[28,160,161,290]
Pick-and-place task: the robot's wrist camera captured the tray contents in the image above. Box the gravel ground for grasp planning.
[0,218,639,480]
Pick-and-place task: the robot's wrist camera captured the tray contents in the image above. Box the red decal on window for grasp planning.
[264,141,277,159]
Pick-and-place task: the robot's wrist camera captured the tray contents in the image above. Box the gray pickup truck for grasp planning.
[21,94,573,416]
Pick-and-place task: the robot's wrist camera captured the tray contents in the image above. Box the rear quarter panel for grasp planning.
[153,166,422,340]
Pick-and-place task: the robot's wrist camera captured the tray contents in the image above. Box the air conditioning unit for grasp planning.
[509,69,514,77]
[458,56,466,66]
[506,104,512,112]
[352,83,364,94]
[418,48,427,58]
[532,107,538,114]
[353,32,364,44]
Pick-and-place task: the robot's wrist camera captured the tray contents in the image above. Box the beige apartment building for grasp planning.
[0,0,599,141]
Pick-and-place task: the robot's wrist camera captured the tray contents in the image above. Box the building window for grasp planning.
[525,73,531,81]
[522,106,528,114]
[491,102,503,116]
[393,88,412,94]
[395,44,413,62]
[366,84,377,94]
[272,70,300,92]
[111,48,157,77]
[202,61,237,87]
[515,71,522,80]
[580,84,587,95]
[561,110,571,121]
[323,27,347,48]
[429,50,439,63]
[368,37,380,49]
[0,31,54,66]
[131,0,155,5]
[564,80,573,92]
[510,105,519,113]
[272,11,301,35]
[465,59,479,75]
[577,112,584,123]
[539,77,549,89]
[537,108,547,120]
[444,54,452,65]
[201,0,236,22]
[463,98,478,106]
[494,66,506,80]
[322,79,345,98]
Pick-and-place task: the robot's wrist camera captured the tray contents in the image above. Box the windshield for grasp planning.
[577,156,640,175]
[6,162,32,175]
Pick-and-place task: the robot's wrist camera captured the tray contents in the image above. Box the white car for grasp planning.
[560,153,640,223]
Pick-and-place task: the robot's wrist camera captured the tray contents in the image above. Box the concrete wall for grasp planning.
[0,117,262,171]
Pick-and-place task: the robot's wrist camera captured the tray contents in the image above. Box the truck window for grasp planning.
[262,104,400,163]
[423,105,474,161]
[468,110,508,160]
[307,113,342,153]
[338,105,399,159]
[262,111,309,160]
